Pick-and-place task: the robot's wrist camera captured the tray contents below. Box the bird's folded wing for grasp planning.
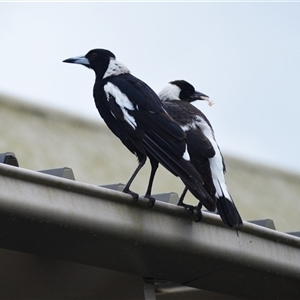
[186,129,216,194]
[186,129,215,159]
[106,75,187,158]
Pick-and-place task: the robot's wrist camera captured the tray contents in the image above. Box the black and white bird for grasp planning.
[158,80,243,228]
[63,49,216,213]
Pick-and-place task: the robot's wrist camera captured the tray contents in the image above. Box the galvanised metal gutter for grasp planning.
[0,163,299,299]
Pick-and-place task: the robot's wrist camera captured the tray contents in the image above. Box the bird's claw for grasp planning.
[123,189,139,203]
[194,208,203,222]
[187,205,195,216]
[177,203,195,216]
[144,195,156,208]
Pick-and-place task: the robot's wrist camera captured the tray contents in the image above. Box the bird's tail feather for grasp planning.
[217,190,243,228]
[213,179,243,228]
[216,196,243,228]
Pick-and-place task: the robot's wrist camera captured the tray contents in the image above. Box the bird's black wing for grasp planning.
[107,74,187,157]
[186,129,216,195]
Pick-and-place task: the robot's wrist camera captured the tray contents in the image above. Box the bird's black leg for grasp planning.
[177,186,188,206]
[144,158,158,207]
[194,202,203,222]
[123,156,146,202]
[177,187,195,215]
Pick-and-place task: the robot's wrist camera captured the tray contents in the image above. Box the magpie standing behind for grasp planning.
[159,80,243,228]
[63,49,216,213]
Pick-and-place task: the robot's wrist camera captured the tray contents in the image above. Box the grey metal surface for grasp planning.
[248,218,276,230]
[143,278,157,300]
[0,248,147,300]
[39,167,76,180]
[0,163,300,299]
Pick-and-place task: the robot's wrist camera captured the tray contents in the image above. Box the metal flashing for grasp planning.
[0,163,299,299]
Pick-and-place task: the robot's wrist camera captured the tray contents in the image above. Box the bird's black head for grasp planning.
[63,48,119,78]
[170,80,209,103]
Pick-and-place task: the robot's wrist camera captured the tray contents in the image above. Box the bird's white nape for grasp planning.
[158,83,181,101]
[103,58,130,79]
[104,82,137,129]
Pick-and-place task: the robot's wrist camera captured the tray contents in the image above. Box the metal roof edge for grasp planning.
[0,163,299,298]
[0,163,299,246]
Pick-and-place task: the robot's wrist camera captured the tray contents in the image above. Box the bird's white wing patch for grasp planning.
[180,123,196,131]
[213,178,232,200]
[182,144,190,161]
[104,82,137,129]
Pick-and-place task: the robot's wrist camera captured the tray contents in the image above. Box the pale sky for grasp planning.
[1,2,300,173]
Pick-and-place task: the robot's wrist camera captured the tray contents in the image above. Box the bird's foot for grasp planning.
[194,210,203,222]
[143,194,156,208]
[123,189,139,203]
[177,202,195,216]
[194,205,203,222]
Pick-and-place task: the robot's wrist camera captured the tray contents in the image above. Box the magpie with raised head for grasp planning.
[158,80,243,228]
[63,49,216,213]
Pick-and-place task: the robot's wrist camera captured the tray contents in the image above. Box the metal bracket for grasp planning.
[248,219,276,230]
[143,278,156,300]
[0,152,19,167]
[38,167,75,180]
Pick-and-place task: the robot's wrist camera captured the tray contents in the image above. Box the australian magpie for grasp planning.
[63,49,216,213]
[158,80,243,228]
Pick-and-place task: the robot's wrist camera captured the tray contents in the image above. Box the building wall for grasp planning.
[1,93,299,232]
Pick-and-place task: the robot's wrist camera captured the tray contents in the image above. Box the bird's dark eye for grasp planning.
[90,52,98,60]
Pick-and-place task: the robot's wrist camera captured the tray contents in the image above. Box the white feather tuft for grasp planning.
[103,59,130,79]
[158,83,181,101]
[201,96,215,106]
